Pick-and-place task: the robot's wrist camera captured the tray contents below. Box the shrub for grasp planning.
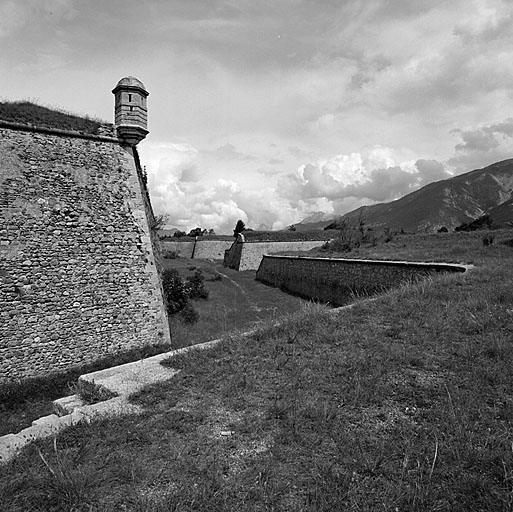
[322,236,353,253]
[186,270,209,300]
[322,220,363,253]
[161,268,206,324]
[482,233,495,246]
[383,227,395,243]
[162,269,191,315]
[163,250,179,259]
[180,303,199,324]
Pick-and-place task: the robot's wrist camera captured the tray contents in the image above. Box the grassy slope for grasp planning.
[0,101,104,134]
[2,231,513,511]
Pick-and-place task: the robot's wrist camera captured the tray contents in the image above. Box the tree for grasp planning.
[233,219,246,238]
[187,227,203,237]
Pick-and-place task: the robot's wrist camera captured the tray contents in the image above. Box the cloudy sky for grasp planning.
[2,0,513,233]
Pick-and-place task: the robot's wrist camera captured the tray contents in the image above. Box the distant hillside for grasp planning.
[299,159,513,233]
[0,101,107,135]
[243,230,336,242]
[286,211,334,232]
[485,197,513,226]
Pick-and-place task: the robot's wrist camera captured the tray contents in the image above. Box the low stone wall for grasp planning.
[256,255,467,306]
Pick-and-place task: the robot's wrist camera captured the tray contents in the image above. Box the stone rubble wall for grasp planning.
[0,127,170,383]
[256,255,466,306]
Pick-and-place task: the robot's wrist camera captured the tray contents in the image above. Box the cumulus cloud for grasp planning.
[141,132,465,234]
[449,118,513,172]
[454,130,500,153]
[415,159,451,186]
[279,148,451,211]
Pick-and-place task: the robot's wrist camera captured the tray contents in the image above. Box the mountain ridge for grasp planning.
[296,159,513,233]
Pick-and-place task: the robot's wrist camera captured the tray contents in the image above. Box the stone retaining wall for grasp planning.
[256,255,467,306]
[0,127,171,382]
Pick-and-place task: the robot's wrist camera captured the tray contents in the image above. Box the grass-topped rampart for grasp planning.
[1,230,513,510]
[0,101,106,135]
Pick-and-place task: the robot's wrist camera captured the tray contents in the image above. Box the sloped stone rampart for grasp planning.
[256,255,467,306]
[0,127,170,382]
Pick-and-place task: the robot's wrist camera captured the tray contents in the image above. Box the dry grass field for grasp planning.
[2,230,513,511]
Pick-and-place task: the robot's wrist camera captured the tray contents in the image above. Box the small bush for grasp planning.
[186,270,209,300]
[162,269,191,314]
[482,234,495,246]
[161,268,205,324]
[383,227,395,243]
[180,303,199,324]
[163,250,179,259]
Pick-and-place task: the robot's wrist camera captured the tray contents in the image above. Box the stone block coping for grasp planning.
[258,254,471,273]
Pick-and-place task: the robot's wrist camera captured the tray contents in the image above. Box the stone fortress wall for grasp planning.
[161,239,233,260]
[256,255,467,306]
[223,232,335,271]
[0,124,170,382]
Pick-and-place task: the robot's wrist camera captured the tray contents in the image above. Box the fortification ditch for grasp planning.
[256,255,467,306]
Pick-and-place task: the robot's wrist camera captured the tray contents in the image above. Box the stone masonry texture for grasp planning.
[0,127,170,383]
[256,255,466,306]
